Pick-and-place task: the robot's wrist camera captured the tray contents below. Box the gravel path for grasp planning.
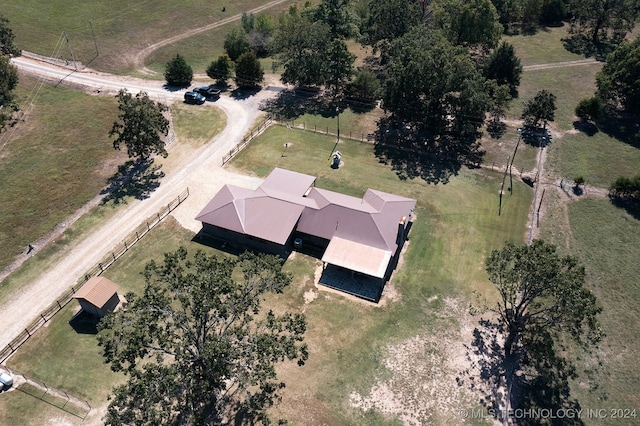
[0,56,278,349]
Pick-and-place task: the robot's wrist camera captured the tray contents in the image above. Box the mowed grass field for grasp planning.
[0,75,126,272]
[0,0,296,74]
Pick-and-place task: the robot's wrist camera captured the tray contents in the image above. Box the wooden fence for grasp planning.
[0,188,189,364]
[222,117,273,165]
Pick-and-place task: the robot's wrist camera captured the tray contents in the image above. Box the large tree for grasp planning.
[485,240,601,360]
[433,0,503,51]
[382,27,491,137]
[234,51,264,88]
[207,54,233,85]
[0,14,19,131]
[570,0,638,45]
[224,26,251,61]
[98,249,308,425]
[309,0,359,39]
[164,54,193,87]
[109,90,169,160]
[0,14,20,57]
[483,41,523,90]
[0,55,18,131]
[521,89,557,129]
[361,0,422,54]
[596,36,640,114]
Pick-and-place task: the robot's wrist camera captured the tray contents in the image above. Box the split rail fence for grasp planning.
[0,188,189,364]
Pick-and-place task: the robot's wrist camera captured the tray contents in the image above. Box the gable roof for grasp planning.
[196,168,416,277]
[73,276,118,309]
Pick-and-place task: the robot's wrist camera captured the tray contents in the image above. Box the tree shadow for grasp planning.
[521,126,552,147]
[597,110,640,149]
[231,86,262,100]
[561,34,617,60]
[487,121,507,139]
[610,198,640,220]
[163,84,189,92]
[466,318,584,425]
[101,159,165,205]
[372,117,484,184]
[572,120,599,136]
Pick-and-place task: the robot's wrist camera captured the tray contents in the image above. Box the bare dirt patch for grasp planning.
[349,297,486,424]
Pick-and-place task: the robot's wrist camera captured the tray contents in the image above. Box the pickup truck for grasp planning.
[193,85,221,100]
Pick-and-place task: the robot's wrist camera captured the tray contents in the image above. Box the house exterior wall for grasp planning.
[201,224,289,257]
[101,293,120,316]
[78,299,100,317]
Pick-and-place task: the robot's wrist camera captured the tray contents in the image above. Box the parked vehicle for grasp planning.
[193,85,221,100]
[0,371,13,390]
[184,91,206,105]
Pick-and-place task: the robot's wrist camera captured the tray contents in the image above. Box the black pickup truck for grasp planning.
[193,85,221,100]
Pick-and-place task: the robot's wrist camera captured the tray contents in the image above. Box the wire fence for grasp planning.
[278,120,375,143]
[6,365,91,419]
[0,188,189,364]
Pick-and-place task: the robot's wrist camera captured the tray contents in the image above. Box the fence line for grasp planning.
[0,188,189,364]
[7,365,92,419]
[278,120,374,144]
[222,117,273,165]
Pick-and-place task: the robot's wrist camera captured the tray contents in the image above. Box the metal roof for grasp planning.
[321,237,392,278]
[73,276,118,308]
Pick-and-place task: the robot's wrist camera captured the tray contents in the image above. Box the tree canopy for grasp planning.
[207,54,233,85]
[164,54,193,87]
[109,90,169,160]
[521,89,557,128]
[596,36,640,114]
[360,0,421,54]
[432,0,503,51]
[485,240,601,359]
[224,26,251,61]
[569,0,638,45]
[97,248,308,425]
[483,41,522,90]
[382,27,490,138]
[234,51,264,88]
[0,14,19,131]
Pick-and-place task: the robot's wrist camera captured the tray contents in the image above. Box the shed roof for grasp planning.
[73,277,118,309]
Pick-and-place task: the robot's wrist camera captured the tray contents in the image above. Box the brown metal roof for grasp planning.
[195,169,416,276]
[73,276,118,308]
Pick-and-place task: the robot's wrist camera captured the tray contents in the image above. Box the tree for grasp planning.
[310,0,359,39]
[569,0,638,45]
[0,14,19,131]
[521,89,557,128]
[234,51,264,88]
[164,54,193,87]
[483,41,522,90]
[109,90,169,160]
[97,249,308,425]
[0,55,18,131]
[224,26,251,61]
[575,96,603,122]
[207,54,233,84]
[0,14,20,57]
[324,39,356,91]
[489,82,512,123]
[609,174,640,202]
[382,27,491,137]
[485,239,601,364]
[573,175,585,191]
[361,0,422,54]
[432,0,504,51]
[596,36,640,114]
[347,68,380,101]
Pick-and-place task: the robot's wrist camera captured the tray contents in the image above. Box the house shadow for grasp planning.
[191,231,251,257]
[68,310,100,335]
[317,264,385,303]
[465,318,584,425]
[101,159,164,205]
[372,117,484,185]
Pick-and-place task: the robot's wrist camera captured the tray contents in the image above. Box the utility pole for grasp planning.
[89,20,99,57]
[63,30,78,70]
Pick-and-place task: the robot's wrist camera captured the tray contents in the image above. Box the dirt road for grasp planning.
[0,56,278,349]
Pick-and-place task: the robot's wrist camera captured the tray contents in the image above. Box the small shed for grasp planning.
[73,277,120,318]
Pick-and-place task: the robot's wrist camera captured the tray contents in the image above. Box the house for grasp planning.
[196,168,416,284]
[73,276,120,317]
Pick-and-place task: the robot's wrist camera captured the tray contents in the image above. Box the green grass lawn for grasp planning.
[505,25,587,67]
[0,75,127,272]
[0,0,289,73]
[229,125,532,423]
[540,198,640,424]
